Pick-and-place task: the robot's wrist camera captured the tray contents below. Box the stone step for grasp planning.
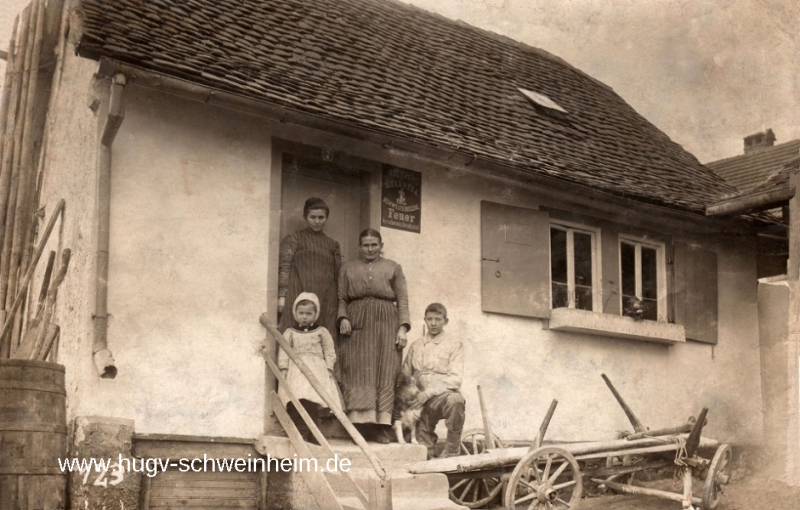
[324,468,450,497]
[339,496,467,510]
[323,438,428,470]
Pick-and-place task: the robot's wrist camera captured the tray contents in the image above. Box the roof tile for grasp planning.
[77,0,735,212]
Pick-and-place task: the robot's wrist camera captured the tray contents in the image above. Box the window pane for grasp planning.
[575,285,593,311]
[641,247,658,300]
[621,242,636,296]
[552,282,569,309]
[550,228,567,284]
[642,298,658,321]
[573,232,593,288]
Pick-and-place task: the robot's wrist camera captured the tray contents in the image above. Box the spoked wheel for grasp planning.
[449,474,506,509]
[448,429,506,508]
[701,444,732,510]
[504,446,582,510]
[460,428,505,454]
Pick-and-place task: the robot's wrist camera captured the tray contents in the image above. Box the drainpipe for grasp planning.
[93,73,126,378]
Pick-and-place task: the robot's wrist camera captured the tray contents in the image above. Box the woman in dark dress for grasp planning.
[278,198,342,373]
[338,229,410,441]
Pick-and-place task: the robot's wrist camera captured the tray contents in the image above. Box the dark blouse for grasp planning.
[337,257,411,328]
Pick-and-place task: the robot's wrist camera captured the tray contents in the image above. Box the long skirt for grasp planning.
[339,297,402,425]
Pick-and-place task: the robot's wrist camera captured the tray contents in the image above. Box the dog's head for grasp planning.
[395,373,420,403]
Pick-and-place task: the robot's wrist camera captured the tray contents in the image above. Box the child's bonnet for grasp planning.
[293,292,320,331]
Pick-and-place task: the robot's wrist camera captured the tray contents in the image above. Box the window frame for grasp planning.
[618,235,668,322]
[549,220,603,313]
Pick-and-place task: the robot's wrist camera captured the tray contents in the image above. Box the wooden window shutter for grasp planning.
[480,201,550,318]
[672,241,718,344]
[599,222,621,315]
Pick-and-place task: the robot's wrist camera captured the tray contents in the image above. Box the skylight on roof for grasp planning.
[518,88,568,114]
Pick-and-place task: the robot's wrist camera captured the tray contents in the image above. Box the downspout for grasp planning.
[93,73,126,378]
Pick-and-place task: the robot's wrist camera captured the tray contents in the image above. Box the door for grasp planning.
[280,152,370,264]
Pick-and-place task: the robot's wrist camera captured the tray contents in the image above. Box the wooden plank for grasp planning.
[134,433,256,444]
[0,475,19,510]
[154,471,255,482]
[151,479,255,489]
[150,487,258,498]
[258,470,268,510]
[134,441,258,459]
[149,498,258,508]
[272,391,344,510]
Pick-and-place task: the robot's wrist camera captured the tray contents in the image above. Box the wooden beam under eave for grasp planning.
[706,185,794,216]
[784,170,800,486]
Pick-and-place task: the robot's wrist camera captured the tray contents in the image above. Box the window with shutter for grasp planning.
[672,242,719,344]
[619,236,668,322]
[550,222,601,312]
[480,201,551,318]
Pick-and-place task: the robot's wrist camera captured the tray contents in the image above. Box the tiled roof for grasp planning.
[706,140,800,192]
[76,0,736,213]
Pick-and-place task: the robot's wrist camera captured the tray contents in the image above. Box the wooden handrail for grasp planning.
[263,353,369,508]
[260,314,388,480]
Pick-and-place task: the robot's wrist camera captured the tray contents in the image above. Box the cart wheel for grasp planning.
[504,446,582,509]
[447,429,506,508]
[449,474,506,509]
[701,444,731,510]
[460,428,505,454]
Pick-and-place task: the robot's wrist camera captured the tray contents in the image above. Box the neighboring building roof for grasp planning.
[76,0,736,213]
[706,139,800,192]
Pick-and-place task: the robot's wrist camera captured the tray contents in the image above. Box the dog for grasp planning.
[393,373,424,444]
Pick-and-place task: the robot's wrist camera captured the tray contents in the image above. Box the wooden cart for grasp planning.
[407,377,733,510]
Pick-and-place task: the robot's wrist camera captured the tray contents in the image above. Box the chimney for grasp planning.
[743,128,776,153]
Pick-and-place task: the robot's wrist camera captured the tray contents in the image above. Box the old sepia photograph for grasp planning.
[0,0,798,509]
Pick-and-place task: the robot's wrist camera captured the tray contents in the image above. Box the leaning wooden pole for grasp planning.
[0,199,64,351]
[0,17,19,226]
[259,314,388,480]
[0,5,31,311]
[601,373,646,434]
[8,0,45,347]
[30,249,70,360]
[2,2,35,313]
[531,399,558,449]
[18,0,48,285]
[477,385,496,449]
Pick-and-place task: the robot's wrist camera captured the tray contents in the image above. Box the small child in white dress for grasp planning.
[278,292,342,437]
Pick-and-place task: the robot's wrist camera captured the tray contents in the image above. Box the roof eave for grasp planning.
[95,57,760,234]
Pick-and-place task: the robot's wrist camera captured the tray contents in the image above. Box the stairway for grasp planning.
[257,435,466,510]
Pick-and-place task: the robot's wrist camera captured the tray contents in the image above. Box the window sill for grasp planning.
[548,308,686,345]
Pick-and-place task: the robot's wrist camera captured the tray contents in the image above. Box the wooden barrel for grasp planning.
[0,359,66,509]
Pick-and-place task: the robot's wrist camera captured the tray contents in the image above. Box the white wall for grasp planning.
[382,165,762,444]
[41,51,273,437]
